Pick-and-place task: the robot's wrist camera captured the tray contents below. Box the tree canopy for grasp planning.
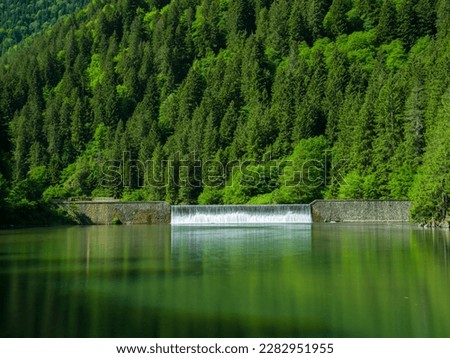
[0,0,90,55]
[0,0,449,224]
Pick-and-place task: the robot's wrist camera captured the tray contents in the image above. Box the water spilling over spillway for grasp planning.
[171,205,312,225]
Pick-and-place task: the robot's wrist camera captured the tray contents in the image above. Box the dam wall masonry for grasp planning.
[57,200,411,225]
[310,200,411,222]
[58,201,171,225]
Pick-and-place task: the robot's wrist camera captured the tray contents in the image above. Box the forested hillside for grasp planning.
[0,0,90,55]
[0,0,449,225]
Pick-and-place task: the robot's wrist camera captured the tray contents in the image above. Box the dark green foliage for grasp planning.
[357,0,381,30]
[192,0,226,57]
[241,35,272,104]
[376,0,397,44]
[410,90,450,221]
[289,0,310,46]
[324,47,348,142]
[227,0,255,37]
[0,0,448,224]
[324,0,351,38]
[307,0,332,42]
[293,47,327,141]
[0,0,90,55]
[0,173,9,225]
[415,0,437,37]
[436,0,450,38]
[266,0,291,57]
[398,0,419,49]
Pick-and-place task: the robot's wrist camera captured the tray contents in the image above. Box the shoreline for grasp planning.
[1,200,448,230]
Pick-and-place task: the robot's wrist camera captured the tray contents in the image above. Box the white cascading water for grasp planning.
[171,205,312,225]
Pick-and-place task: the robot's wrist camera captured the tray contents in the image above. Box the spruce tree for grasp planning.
[324,47,348,143]
[267,0,291,57]
[289,0,310,46]
[147,143,166,201]
[410,90,450,221]
[376,0,397,44]
[357,0,381,30]
[436,0,450,38]
[414,0,436,37]
[324,0,351,38]
[307,0,330,42]
[398,0,419,49]
[219,101,239,147]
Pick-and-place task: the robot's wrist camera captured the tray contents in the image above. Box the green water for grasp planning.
[0,223,449,338]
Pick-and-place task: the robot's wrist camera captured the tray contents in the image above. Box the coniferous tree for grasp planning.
[192,0,225,57]
[403,81,426,168]
[307,0,330,42]
[436,0,450,38]
[352,66,381,172]
[241,35,271,105]
[357,0,381,30]
[414,0,436,37]
[410,90,450,221]
[324,0,351,38]
[177,64,205,122]
[289,0,310,46]
[324,47,348,143]
[219,101,240,148]
[91,35,121,127]
[218,52,243,109]
[398,0,419,50]
[245,106,276,159]
[147,143,166,201]
[271,50,299,157]
[71,97,88,156]
[376,0,397,44]
[293,49,327,141]
[227,0,255,37]
[372,74,406,197]
[267,0,291,57]
[202,113,219,162]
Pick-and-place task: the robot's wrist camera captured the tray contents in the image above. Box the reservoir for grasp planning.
[0,223,449,337]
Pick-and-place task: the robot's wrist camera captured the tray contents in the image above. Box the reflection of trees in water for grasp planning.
[411,228,450,270]
[1,225,450,337]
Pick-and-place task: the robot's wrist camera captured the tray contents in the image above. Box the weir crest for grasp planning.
[171,205,312,225]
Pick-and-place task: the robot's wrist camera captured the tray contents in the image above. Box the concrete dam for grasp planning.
[57,200,411,225]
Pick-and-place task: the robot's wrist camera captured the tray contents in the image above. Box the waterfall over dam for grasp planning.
[171,205,312,225]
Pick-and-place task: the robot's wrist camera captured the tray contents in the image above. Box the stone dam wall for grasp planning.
[310,200,411,222]
[58,201,171,225]
[57,200,411,224]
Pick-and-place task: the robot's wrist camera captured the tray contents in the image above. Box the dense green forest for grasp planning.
[0,0,449,225]
[0,0,90,55]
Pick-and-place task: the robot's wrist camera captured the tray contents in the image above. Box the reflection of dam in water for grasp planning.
[170,224,312,261]
[171,205,312,225]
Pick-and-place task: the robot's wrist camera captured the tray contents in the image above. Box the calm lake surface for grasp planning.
[0,223,449,338]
